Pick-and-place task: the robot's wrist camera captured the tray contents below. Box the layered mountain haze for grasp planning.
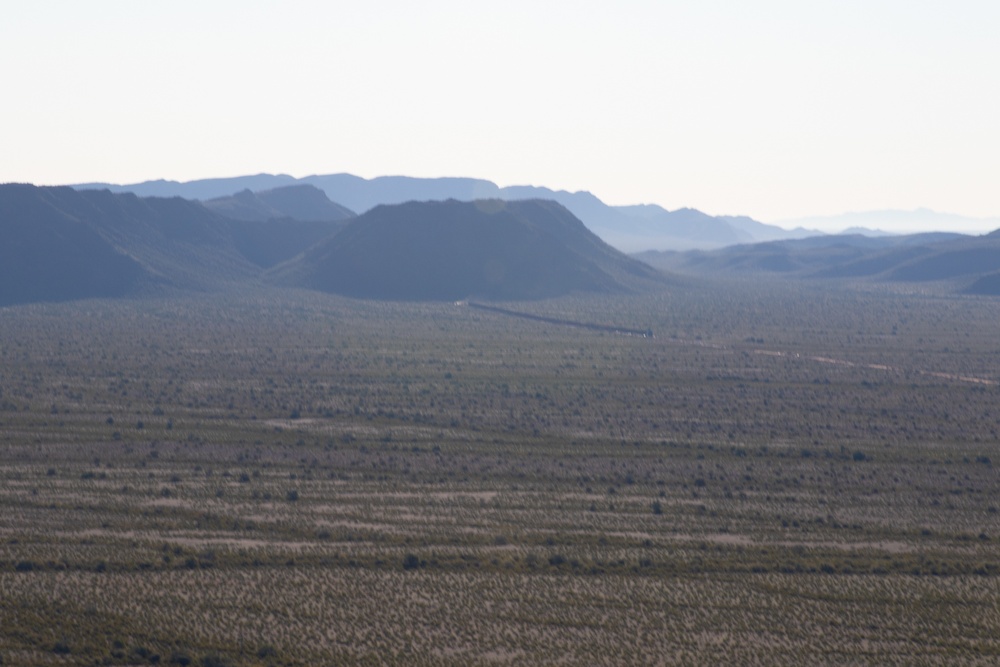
[638,231,1000,294]
[203,185,355,268]
[1,184,667,306]
[203,185,355,223]
[268,199,667,301]
[9,173,1000,308]
[0,183,357,305]
[774,209,1000,236]
[75,173,811,252]
[73,174,301,201]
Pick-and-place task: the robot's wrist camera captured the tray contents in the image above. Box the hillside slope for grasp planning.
[635,231,1000,295]
[0,184,149,305]
[269,199,666,301]
[0,184,262,304]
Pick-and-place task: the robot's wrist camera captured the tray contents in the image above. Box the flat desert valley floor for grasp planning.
[2,280,1000,665]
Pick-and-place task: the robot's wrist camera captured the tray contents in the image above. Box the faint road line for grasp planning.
[751,349,997,386]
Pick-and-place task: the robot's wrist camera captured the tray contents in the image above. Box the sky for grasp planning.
[3,1,998,230]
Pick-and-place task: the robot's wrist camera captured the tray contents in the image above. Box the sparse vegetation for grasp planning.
[1,282,999,664]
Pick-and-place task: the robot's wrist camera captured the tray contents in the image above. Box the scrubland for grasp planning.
[1,281,999,665]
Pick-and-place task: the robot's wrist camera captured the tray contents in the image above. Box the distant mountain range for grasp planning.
[203,185,355,223]
[73,173,817,252]
[774,209,1000,236]
[637,231,1000,295]
[8,175,1000,308]
[0,184,664,306]
[72,174,1000,249]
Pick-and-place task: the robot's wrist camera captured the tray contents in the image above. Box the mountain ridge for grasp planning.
[0,184,263,305]
[635,231,1000,294]
[72,173,813,252]
[203,185,354,223]
[268,198,668,301]
[1,184,667,306]
[774,208,1000,235]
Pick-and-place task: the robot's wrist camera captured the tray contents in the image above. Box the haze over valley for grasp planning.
[4,1,1000,664]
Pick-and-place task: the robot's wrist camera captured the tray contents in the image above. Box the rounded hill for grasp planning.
[268,198,665,301]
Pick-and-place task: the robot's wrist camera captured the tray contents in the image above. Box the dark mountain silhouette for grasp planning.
[269,199,666,301]
[0,184,149,306]
[2,184,669,306]
[74,173,810,251]
[50,189,258,290]
[12,175,1000,305]
[0,184,269,305]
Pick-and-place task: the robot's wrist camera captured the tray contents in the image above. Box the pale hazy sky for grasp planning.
[3,1,998,226]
